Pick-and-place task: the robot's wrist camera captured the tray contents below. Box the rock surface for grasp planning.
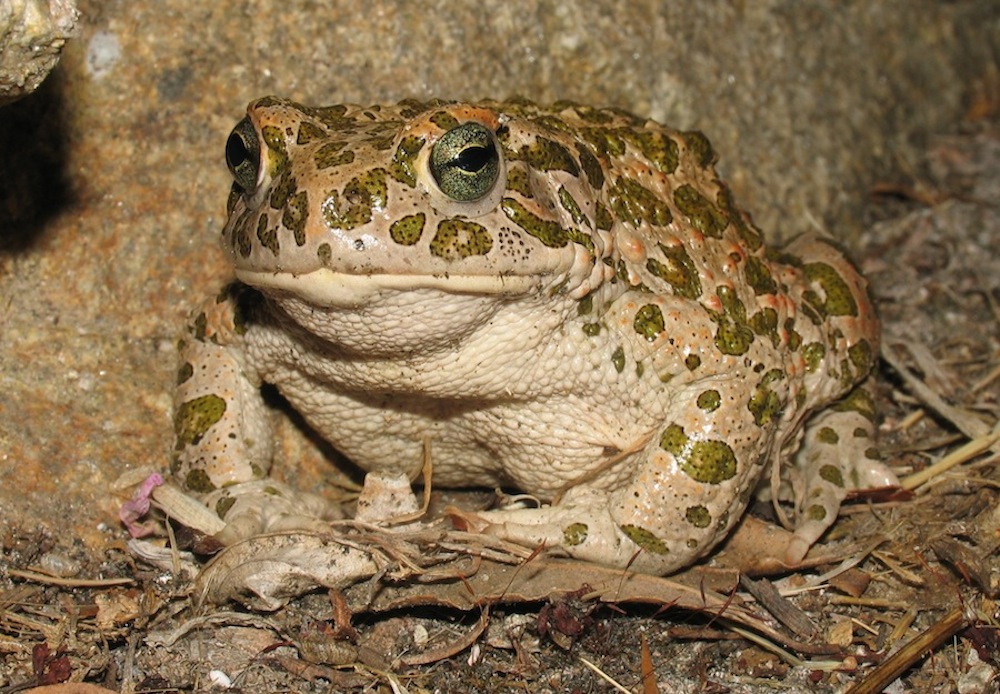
[0,0,77,104]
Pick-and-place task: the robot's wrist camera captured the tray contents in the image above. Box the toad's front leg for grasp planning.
[172,284,336,542]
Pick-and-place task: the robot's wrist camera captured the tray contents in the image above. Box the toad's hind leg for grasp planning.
[786,385,898,563]
[476,379,773,575]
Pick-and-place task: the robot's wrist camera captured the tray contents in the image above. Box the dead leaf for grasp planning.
[194,531,382,610]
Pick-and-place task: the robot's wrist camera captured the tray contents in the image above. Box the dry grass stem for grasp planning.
[901,425,1000,491]
[5,569,135,589]
[578,655,634,693]
[845,607,966,694]
[882,342,992,440]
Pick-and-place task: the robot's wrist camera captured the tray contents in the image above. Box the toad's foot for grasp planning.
[454,488,692,576]
[785,389,899,564]
[149,472,421,546]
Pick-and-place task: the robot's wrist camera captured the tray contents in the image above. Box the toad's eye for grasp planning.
[226,117,261,193]
[429,122,500,202]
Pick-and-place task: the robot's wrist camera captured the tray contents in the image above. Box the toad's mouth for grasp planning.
[235,267,544,308]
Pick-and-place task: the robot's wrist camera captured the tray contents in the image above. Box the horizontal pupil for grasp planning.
[454,144,494,173]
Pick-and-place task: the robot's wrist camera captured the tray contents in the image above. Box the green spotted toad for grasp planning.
[172,96,895,574]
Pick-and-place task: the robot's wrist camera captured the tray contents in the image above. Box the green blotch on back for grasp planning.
[685,354,701,371]
[354,168,388,208]
[501,197,569,248]
[611,346,625,373]
[718,185,763,251]
[747,369,785,426]
[175,394,226,447]
[646,242,702,300]
[685,505,712,528]
[785,318,802,352]
[674,184,728,238]
[803,262,859,318]
[558,186,588,226]
[575,142,605,189]
[633,303,665,341]
[802,342,826,372]
[389,213,426,246]
[581,126,626,157]
[512,136,579,176]
[620,524,670,554]
[308,103,351,127]
[745,256,777,295]
[697,390,721,412]
[396,100,428,119]
[430,219,493,260]
[682,130,715,168]
[594,202,613,231]
[621,129,679,174]
[610,177,673,228]
[660,423,737,484]
[749,307,779,346]
[708,286,755,356]
[563,522,588,546]
[530,113,577,135]
[368,131,398,152]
